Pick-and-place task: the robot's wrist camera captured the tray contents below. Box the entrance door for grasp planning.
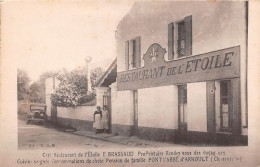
[133,90,138,135]
[215,80,233,133]
[178,85,187,132]
[219,80,232,132]
[103,88,112,132]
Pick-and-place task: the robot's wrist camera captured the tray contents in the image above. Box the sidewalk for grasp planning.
[67,129,186,147]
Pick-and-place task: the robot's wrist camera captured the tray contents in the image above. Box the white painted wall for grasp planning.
[45,77,54,95]
[111,82,133,125]
[45,76,104,124]
[45,77,54,118]
[45,77,60,95]
[57,106,96,121]
[45,77,60,118]
[187,82,207,132]
[45,94,52,119]
[138,85,178,129]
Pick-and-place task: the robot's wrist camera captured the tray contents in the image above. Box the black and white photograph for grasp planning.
[1,0,260,166]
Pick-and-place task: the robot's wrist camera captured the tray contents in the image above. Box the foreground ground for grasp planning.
[18,119,129,149]
[18,119,185,150]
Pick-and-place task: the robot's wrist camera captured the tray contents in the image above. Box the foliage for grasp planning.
[51,69,96,107]
[39,71,58,82]
[17,69,30,101]
[26,71,58,103]
[28,81,45,103]
[90,67,104,86]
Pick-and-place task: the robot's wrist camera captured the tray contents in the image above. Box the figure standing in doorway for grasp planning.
[93,106,102,134]
[102,106,109,133]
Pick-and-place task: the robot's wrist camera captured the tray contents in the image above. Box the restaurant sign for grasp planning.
[117,43,240,91]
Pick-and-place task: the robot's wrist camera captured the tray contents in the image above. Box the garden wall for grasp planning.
[57,105,97,131]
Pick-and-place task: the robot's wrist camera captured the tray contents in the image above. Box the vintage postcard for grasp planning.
[0,0,260,166]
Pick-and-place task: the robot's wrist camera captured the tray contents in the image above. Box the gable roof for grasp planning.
[94,58,117,87]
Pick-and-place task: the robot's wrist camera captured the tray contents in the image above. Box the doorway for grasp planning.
[178,85,187,133]
[103,88,112,132]
[218,80,232,132]
[214,80,233,133]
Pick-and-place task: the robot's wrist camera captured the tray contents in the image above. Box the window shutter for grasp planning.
[129,40,133,68]
[135,36,141,67]
[168,22,174,60]
[125,41,129,70]
[184,15,192,56]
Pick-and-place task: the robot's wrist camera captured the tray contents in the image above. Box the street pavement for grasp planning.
[18,119,185,150]
[18,119,129,150]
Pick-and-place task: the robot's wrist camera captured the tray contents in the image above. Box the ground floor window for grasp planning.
[178,85,187,131]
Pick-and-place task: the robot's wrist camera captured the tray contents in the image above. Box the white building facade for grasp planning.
[112,1,248,145]
[45,76,60,122]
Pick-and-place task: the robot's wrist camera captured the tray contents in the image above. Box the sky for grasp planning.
[2,0,134,83]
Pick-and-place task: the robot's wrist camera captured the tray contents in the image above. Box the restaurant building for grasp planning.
[111,1,248,145]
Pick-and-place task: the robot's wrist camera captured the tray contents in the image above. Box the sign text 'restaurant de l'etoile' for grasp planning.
[117,44,240,91]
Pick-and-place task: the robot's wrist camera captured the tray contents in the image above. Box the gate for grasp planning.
[103,88,112,132]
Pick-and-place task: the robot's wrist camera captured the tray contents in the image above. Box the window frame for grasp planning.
[178,84,187,125]
[125,36,141,70]
[168,15,192,61]
[176,20,185,58]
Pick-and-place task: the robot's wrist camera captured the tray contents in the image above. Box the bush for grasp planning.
[51,69,96,107]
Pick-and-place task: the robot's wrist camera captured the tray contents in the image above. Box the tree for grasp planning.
[51,69,95,107]
[90,67,104,86]
[17,69,30,101]
[28,81,45,103]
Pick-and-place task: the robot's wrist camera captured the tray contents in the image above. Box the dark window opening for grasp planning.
[132,40,136,68]
[178,85,187,126]
[177,21,185,58]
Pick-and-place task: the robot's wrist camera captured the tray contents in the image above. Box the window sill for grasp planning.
[216,131,232,135]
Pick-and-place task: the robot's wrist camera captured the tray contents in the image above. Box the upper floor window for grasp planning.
[168,15,192,60]
[125,36,141,70]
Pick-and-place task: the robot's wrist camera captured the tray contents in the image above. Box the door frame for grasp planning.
[103,88,112,132]
[133,90,138,135]
[178,84,187,133]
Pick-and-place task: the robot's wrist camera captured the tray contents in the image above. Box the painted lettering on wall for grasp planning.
[117,44,239,91]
